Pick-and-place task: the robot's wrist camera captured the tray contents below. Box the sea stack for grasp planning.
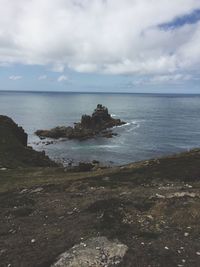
[35,104,126,140]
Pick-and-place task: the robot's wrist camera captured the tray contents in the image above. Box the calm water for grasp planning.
[1,91,200,165]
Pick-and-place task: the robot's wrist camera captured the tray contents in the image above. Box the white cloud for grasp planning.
[51,64,65,73]
[9,75,22,80]
[38,75,47,80]
[0,0,200,75]
[150,74,192,84]
[130,73,194,86]
[57,75,68,82]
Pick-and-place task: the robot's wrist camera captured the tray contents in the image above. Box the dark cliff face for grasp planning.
[0,115,28,146]
[36,104,126,140]
[0,115,57,168]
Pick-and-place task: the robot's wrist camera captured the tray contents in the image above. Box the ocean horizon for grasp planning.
[1,90,200,165]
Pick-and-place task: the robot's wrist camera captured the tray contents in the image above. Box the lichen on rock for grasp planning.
[51,236,128,267]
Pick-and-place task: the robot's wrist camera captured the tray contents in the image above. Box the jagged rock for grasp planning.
[35,104,126,140]
[0,115,27,146]
[0,115,58,168]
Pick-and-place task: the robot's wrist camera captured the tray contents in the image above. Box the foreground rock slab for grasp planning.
[51,237,128,267]
[36,104,126,140]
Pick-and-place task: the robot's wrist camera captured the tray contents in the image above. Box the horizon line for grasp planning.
[0,89,200,96]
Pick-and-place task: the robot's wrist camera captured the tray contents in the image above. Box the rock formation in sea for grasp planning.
[0,115,58,168]
[35,104,126,140]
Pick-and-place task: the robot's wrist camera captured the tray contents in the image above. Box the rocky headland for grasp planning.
[0,115,58,168]
[35,104,126,140]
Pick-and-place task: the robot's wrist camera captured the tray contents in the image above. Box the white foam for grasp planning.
[116,122,131,128]
[71,144,120,150]
[125,120,141,132]
[114,119,143,132]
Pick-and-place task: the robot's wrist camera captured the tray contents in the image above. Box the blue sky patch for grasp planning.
[160,9,200,30]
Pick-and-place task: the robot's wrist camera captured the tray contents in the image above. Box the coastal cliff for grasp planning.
[0,115,57,168]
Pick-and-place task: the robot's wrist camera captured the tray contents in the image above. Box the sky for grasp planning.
[0,0,200,93]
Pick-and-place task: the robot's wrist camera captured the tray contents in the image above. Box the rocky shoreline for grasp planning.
[35,104,126,140]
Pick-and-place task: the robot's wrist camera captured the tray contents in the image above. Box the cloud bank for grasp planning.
[9,75,22,80]
[0,0,200,75]
[57,75,68,82]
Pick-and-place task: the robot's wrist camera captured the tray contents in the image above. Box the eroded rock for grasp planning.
[51,236,128,267]
[35,104,126,140]
[0,115,58,168]
[0,115,27,146]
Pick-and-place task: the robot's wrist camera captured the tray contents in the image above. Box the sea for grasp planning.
[1,91,200,166]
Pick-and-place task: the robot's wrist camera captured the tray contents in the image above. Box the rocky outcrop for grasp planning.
[35,104,126,140]
[0,115,28,146]
[51,236,128,267]
[0,115,58,168]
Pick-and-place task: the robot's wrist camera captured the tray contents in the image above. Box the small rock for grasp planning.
[102,254,106,260]
[164,246,169,250]
[31,187,43,193]
[31,239,36,243]
[20,188,28,194]
[155,193,165,199]
[0,249,7,256]
[196,252,200,256]
[185,184,192,188]
[102,177,110,182]
[146,215,153,220]
[168,192,197,198]
[184,232,189,237]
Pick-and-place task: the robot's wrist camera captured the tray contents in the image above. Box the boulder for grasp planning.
[51,236,128,267]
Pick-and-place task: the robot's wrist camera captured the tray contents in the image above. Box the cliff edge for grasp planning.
[0,115,57,168]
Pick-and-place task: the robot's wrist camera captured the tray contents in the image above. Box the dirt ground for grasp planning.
[0,150,200,267]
